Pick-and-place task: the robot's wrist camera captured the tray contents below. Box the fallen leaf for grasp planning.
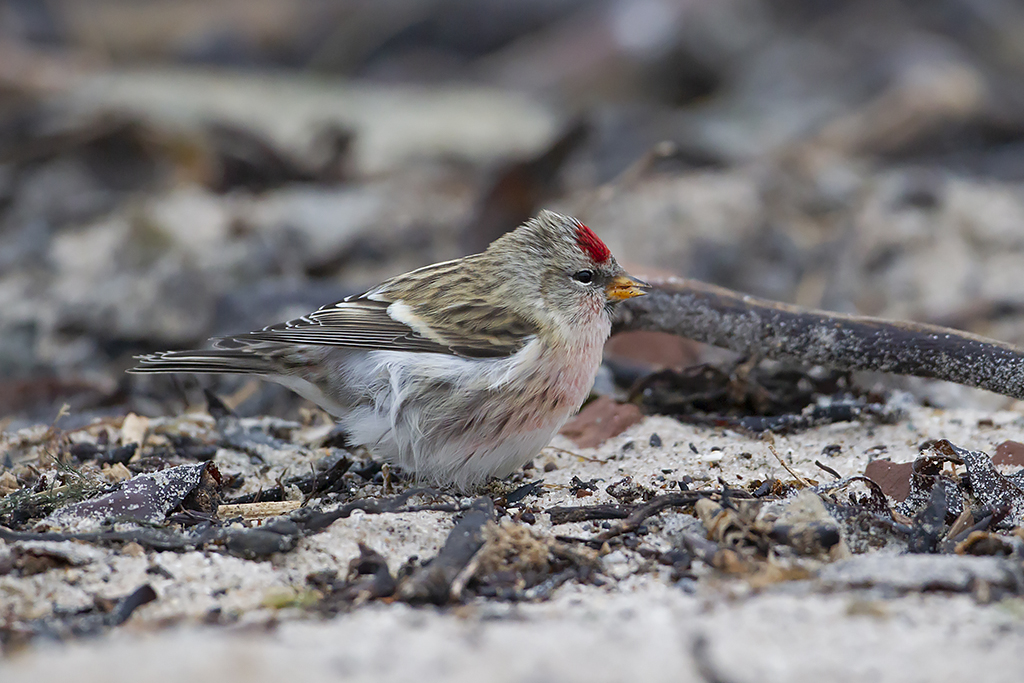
[864,460,914,502]
[560,397,643,448]
[994,441,1024,467]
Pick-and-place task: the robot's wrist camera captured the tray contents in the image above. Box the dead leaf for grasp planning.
[560,397,643,448]
[864,460,914,502]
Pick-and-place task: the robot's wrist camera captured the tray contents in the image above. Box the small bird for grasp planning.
[131,210,647,490]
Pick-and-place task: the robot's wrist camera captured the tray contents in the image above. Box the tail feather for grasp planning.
[129,349,276,375]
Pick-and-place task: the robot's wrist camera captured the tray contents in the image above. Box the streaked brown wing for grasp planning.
[215,295,532,358]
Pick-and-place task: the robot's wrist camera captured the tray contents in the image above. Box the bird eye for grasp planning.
[572,270,594,284]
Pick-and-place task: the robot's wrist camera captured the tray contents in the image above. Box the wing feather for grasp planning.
[214,291,533,358]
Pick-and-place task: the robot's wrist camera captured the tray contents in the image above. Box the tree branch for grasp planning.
[613,276,1024,400]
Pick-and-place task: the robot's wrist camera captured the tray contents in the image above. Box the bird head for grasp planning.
[486,210,648,334]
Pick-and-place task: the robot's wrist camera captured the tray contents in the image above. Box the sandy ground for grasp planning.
[6,586,1024,683]
[4,403,1024,682]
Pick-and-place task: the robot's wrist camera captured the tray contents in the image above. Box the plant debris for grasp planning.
[1,584,157,650]
[5,396,1024,659]
[627,361,903,434]
[396,497,495,604]
[42,462,222,530]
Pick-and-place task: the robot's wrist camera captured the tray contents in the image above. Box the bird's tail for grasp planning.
[129,349,277,375]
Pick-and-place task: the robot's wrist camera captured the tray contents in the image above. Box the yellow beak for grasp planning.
[605,274,649,302]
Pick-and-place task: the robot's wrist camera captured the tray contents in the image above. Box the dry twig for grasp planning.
[763,435,813,489]
[614,276,1024,400]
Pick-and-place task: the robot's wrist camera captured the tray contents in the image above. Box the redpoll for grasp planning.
[131,210,647,490]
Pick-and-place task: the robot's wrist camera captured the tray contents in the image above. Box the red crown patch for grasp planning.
[575,223,610,263]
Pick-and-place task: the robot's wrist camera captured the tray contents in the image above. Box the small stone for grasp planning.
[121,542,146,558]
[649,433,662,448]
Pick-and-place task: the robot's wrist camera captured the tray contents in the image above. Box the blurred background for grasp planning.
[3,0,1024,424]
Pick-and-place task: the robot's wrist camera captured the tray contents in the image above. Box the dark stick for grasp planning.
[546,503,633,525]
[594,491,720,541]
[613,276,1024,400]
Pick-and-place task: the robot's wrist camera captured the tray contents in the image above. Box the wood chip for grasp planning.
[120,412,150,451]
[217,500,301,520]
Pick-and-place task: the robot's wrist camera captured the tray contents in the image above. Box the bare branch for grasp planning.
[613,276,1024,400]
